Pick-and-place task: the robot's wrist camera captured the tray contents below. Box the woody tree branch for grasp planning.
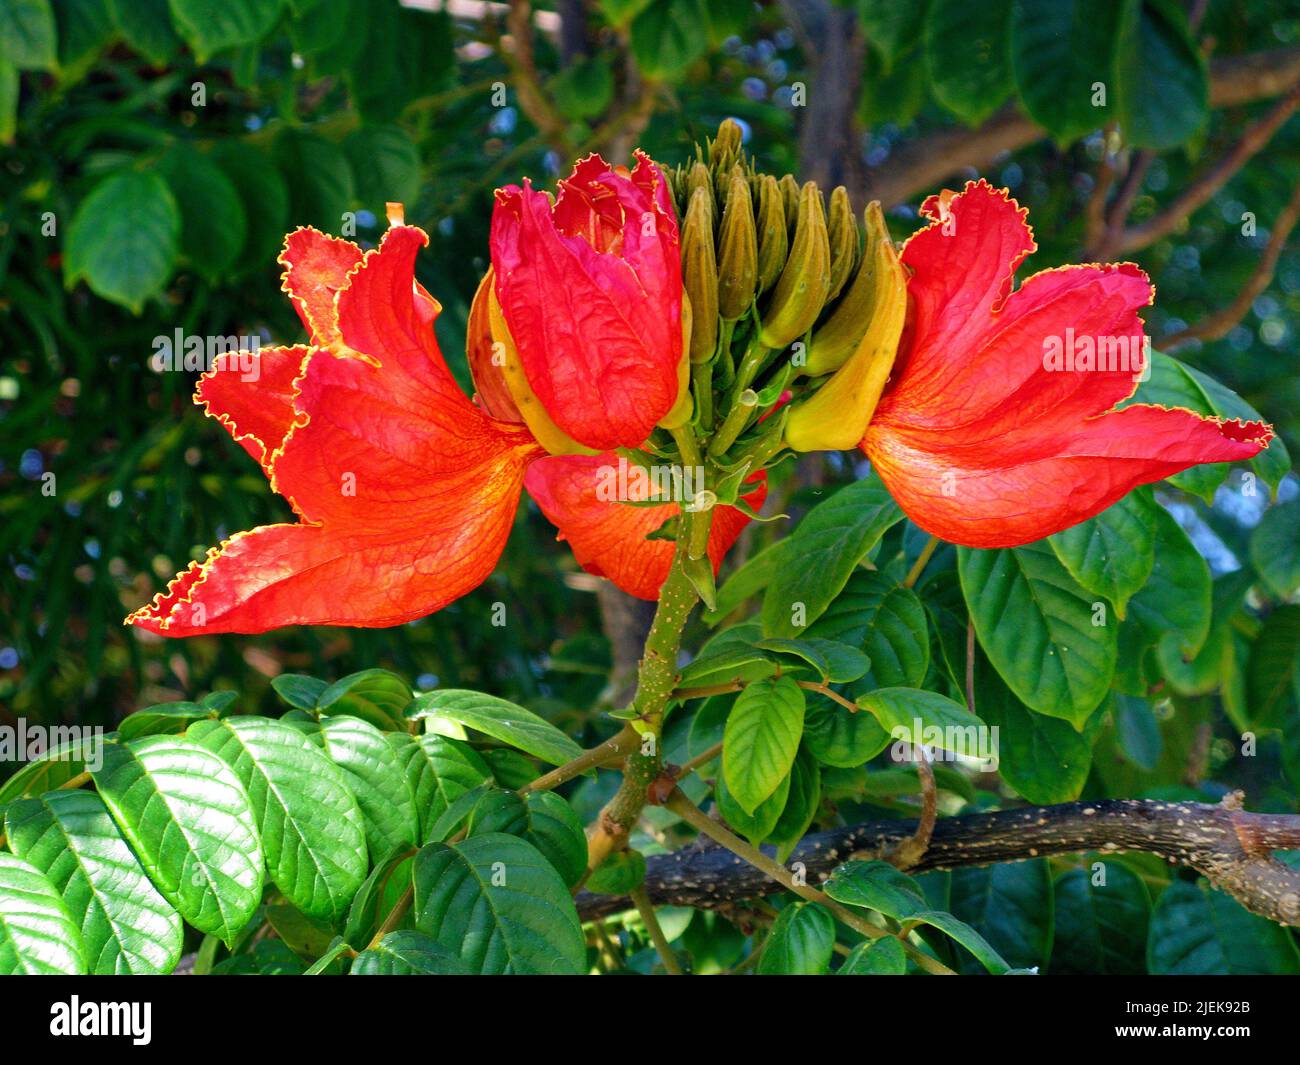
[576,796,1300,927]
[856,47,1300,210]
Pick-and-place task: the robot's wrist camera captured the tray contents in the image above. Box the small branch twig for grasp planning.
[880,747,936,870]
[1162,181,1300,348]
[578,796,1300,927]
[1110,83,1300,255]
[629,886,684,975]
[519,724,639,794]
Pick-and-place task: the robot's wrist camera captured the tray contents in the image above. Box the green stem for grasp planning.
[708,389,758,457]
[630,886,685,975]
[692,360,714,430]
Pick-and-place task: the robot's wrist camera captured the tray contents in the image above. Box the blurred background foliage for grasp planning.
[0,0,1297,759]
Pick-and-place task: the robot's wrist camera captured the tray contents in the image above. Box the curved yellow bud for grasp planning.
[785,201,907,453]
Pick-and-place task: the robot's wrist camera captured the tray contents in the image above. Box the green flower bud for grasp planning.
[709,119,743,170]
[717,167,758,321]
[779,174,800,237]
[755,174,788,294]
[759,181,831,350]
[803,199,894,376]
[682,187,719,363]
[686,161,713,208]
[826,185,859,303]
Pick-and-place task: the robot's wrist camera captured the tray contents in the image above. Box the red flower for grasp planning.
[490,152,683,451]
[863,180,1273,548]
[128,204,755,635]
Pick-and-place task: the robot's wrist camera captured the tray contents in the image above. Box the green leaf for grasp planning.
[857,0,926,71]
[274,129,356,231]
[317,715,420,859]
[948,862,1054,974]
[344,124,422,208]
[0,55,16,143]
[386,732,492,841]
[108,0,181,63]
[1049,489,1156,618]
[706,539,784,624]
[826,862,1012,974]
[0,0,57,69]
[975,652,1096,803]
[407,689,582,767]
[118,700,215,740]
[714,760,790,845]
[1113,0,1207,149]
[548,56,614,120]
[318,669,411,731]
[188,717,366,923]
[802,691,890,768]
[156,144,248,280]
[264,902,336,959]
[960,542,1115,726]
[209,140,290,273]
[270,673,329,711]
[859,577,931,688]
[761,473,904,638]
[824,861,929,919]
[723,676,805,815]
[1147,880,1300,974]
[768,745,821,863]
[1050,863,1150,975]
[855,687,986,759]
[1251,499,1300,600]
[4,790,181,974]
[54,0,115,77]
[629,0,709,78]
[0,852,84,974]
[412,833,586,974]
[0,732,101,804]
[91,736,263,943]
[1247,605,1300,730]
[756,637,870,683]
[350,930,471,975]
[64,170,180,312]
[838,936,906,974]
[1114,693,1162,769]
[1127,350,1287,496]
[757,902,836,975]
[465,789,588,889]
[586,849,647,895]
[1010,0,1120,141]
[341,850,412,948]
[167,0,284,61]
[924,0,1014,125]
[1125,503,1211,657]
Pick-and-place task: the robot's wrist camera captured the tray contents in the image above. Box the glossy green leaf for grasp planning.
[757,901,835,975]
[723,676,805,814]
[1251,499,1300,599]
[802,692,890,768]
[274,129,356,231]
[629,0,709,78]
[1050,863,1150,975]
[1147,880,1300,974]
[412,833,585,974]
[761,473,904,638]
[1247,604,1300,730]
[1048,489,1157,618]
[855,687,985,758]
[118,700,216,740]
[0,732,102,804]
[960,542,1115,726]
[0,0,57,69]
[714,761,790,845]
[824,860,929,919]
[407,689,581,767]
[1009,0,1119,141]
[4,790,181,974]
[768,745,821,863]
[857,0,926,71]
[345,124,422,207]
[64,170,180,312]
[317,715,419,859]
[156,144,248,280]
[350,930,471,975]
[1125,503,1211,657]
[756,637,870,683]
[838,936,906,974]
[92,736,262,943]
[318,668,411,730]
[270,673,329,711]
[465,788,588,889]
[586,849,647,895]
[168,0,284,61]
[948,861,1054,974]
[0,852,84,974]
[388,733,492,842]
[925,0,1014,125]
[188,717,366,923]
[1113,0,1207,149]
[108,0,181,63]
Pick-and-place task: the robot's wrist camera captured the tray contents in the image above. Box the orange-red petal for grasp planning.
[279,227,364,349]
[524,453,766,600]
[130,225,541,635]
[864,180,1273,547]
[194,345,312,470]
